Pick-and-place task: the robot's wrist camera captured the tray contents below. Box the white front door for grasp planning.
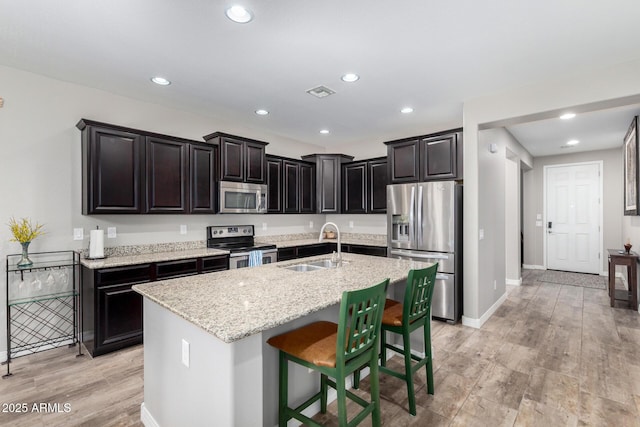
[545,163,601,274]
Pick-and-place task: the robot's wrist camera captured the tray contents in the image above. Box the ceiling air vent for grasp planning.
[306,86,336,99]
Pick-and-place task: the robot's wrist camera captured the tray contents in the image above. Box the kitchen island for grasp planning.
[133,253,432,427]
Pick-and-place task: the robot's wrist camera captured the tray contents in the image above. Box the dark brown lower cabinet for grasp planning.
[276,242,387,261]
[82,254,228,356]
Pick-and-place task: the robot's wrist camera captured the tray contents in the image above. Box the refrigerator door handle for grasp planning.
[389,249,450,260]
[409,186,416,246]
[417,185,423,248]
[436,273,450,280]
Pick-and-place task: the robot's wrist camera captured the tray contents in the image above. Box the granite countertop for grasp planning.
[133,253,432,344]
[80,248,230,269]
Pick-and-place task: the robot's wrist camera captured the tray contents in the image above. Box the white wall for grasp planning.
[523,148,622,273]
[464,57,640,323]
[505,156,520,283]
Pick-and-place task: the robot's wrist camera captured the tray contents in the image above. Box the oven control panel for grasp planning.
[208,225,254,239]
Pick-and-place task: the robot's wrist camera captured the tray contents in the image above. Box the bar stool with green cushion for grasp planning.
[354,263,438,416]
[267,278,389,427]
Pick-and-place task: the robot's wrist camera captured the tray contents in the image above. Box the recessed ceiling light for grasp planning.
[150,76,171,86]
[225,5,253,23]
[341,73,359,83]
[566,139,580,146]
[255,109,269,116]
[401,107,414,114]
[319,129,330,135]
[560,113,576,120]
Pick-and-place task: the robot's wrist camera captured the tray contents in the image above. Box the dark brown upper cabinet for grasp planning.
[385,129,462,183]
[79,120,144,214]
[146,137,188,213]
[203,133,268,184]
[342,161,368,214]
[265,155,315,214]
[78,119,217,215]
[266,156,282,213]
[368,158,388,213]
[301,154,354,214]
[342,157,388,214]
[299,162,315,213]
[189,143,217,214]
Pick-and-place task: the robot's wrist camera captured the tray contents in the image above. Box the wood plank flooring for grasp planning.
[1,269,639,426]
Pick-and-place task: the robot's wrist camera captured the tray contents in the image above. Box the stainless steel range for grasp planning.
[206,225,277,269]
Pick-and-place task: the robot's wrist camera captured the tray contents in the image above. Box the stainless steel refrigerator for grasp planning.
[387,181,462,323]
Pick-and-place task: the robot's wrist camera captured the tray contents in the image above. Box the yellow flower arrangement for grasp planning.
[8,217,45,243]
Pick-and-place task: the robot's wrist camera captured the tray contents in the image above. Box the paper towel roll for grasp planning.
[89,229,104,258]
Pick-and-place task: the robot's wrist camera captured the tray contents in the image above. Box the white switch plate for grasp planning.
[536,213,542,220]
[262,223,267,231]
[73,228,84,241]
[309,221,313,228]
[348,221,354,228]
[107,227,117,238]
[479,229,485,240]
[181,339,190,368]
[180,224,187,235]
[535,220,543,227]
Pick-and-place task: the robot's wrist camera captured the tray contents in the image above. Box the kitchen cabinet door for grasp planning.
[96,283,143,353]
[302,154,354,214]
[420,132,459,181]
[245,141,266,183]
[81,124,144,214]
[189,143,217,214]
[219,137,245,182]
[283,160,299,213]
[387,139,419,183]
[343,161,368,214]
[368,158,388,213]
[266,156,282,213]
[299,162,315,213]
[146,137,188,213]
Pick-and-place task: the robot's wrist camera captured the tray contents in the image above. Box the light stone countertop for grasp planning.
[80,248,230,269]
[133,253,432,344]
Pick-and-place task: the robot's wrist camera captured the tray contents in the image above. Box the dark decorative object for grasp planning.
[624,116,639,215]
[625,243,632,254]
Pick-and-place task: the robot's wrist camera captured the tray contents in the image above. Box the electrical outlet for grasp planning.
[181,339,190,368]
[107,227,116,238]
[479,229,484,240]
[73,228,84,241]
[262,223,267,231]
[348,221,354,228]
[180,224,187,235]
[309,221,313,229]
[494,279,497,290]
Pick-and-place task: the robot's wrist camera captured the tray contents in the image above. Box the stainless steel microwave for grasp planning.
[219,181,267,214]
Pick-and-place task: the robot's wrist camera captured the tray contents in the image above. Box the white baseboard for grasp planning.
[462,291,508,329]
[140,403,160,427]
[0,350,6,364]
[505,277,522,286]
[523,264,545,270]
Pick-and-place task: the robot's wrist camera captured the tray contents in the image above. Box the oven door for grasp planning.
[219,181,267,214]
[229,249,277,269]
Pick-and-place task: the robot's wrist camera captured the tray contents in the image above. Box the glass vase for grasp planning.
[17,241,33,268]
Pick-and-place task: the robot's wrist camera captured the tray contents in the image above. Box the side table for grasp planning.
[608,249,638,310]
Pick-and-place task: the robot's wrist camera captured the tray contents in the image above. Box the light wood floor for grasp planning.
[1,269,639,426]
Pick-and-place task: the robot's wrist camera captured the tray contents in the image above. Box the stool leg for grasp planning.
[423,322,434,395]
[369,352,382,427]
[278,351,288,427]
[380,329,387,367]
[336,370,348,426]
[353,368,360,389]
[320,373,328,413]
[403,331,416,416]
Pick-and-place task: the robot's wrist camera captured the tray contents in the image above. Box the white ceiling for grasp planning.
[2,1,640,152]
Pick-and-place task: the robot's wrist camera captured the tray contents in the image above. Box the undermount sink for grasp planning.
[280,259,349,272]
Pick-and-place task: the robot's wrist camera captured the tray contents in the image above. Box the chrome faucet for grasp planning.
[319,222,341,266]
